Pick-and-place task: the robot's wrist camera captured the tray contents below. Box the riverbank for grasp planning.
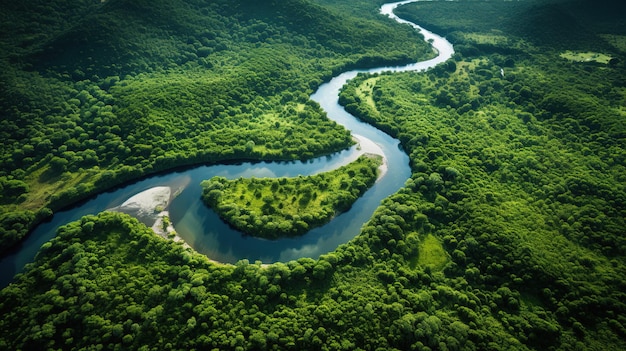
[353,134,388,181]
[152,211,190,248]
[109,186,190,248]
[0,0,443,275]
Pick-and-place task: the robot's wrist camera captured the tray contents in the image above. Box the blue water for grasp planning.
[0,0,453,288]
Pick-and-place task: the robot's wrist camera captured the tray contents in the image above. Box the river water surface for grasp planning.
[0,0,454,288]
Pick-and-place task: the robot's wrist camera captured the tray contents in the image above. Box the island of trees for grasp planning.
[1,0,626,350]
[202,155,382,238]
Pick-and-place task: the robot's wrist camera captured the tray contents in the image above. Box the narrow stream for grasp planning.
[0,0,453,288]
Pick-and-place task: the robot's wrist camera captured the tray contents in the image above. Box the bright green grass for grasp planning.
[355,77,381,113]
[202,155,382,239]
[560,50,613,64]
[416,234,448,271]
[463,32,510,45]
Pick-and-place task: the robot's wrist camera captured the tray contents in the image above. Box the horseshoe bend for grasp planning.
[0,0,625,349]
[0,0,452,275]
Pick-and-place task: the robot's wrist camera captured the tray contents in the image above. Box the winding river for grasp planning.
[0,0,453,288]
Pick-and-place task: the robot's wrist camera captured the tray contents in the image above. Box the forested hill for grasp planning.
[0,0,430,253]
[340,0,626,349]
[394,0,626,52]
[6,0,423,79]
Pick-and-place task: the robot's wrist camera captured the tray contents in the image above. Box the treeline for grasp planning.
[201,155,382,238]
[0,0,430,253]
[394,0,626,53]
[21,0,428,80]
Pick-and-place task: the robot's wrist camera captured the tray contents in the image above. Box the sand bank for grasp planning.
[110,186,188,247]
[353,134,388,181]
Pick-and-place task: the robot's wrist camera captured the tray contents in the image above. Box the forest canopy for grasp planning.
[1,0,626,350]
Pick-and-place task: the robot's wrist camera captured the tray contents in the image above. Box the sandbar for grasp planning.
[353,134,388,181]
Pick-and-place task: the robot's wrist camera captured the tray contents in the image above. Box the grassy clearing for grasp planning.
[416,234,448,271]
[355,77,381,113]
[20,164,100,211]
[559,50,613,64]
[463,32,510,45]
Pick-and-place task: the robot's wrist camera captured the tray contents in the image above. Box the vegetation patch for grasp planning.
[201,155,382,238]
[354,76,381,113]
[339,1,626,348]
[2,0,626,350]
[560,50,613,64]
[462,32,510,46]
[416,234,448,271]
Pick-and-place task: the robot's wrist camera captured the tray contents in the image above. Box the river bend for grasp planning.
[0,0,453,288]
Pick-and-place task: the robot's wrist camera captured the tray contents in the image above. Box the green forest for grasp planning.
[0,0,428,253]
[202,155,382,238]
[1,0,626,350]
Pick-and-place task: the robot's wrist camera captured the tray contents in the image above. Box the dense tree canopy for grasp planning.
[1,0,625,350]
[338,0,626,349]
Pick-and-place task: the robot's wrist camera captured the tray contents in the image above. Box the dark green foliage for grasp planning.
[337,0,626,349]
[0,210,35,252]
[1,0,626,350]
[0,212,548,350]
[395,0,626,52]
[0,178,29,200]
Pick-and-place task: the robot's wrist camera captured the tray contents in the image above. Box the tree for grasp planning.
[49,156,69,174]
